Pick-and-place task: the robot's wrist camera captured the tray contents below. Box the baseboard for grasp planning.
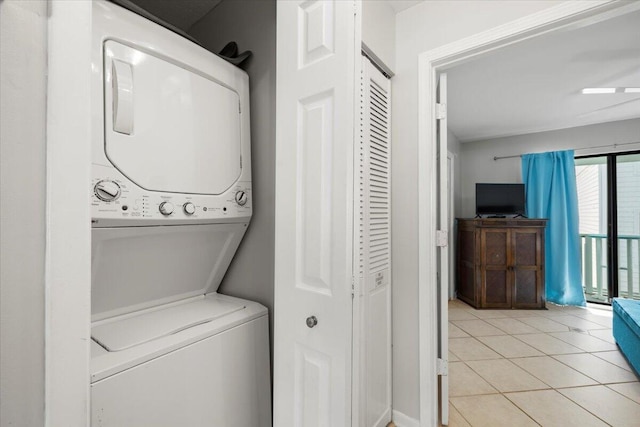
[392,410,420,427]
[374,408,392,427]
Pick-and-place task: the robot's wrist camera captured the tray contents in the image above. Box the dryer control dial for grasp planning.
[183,202,196,215]
[235,191,248,206]
[94,180,121,202]
[159,201,174,216]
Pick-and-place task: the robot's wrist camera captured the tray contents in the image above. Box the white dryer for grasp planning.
[89,2,271,426]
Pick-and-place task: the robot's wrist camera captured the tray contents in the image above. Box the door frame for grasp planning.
[46,2,93,425]
[416,1,640,424]
[447,151,456,300]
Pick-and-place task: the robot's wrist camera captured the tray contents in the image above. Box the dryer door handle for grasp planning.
[112,60,134,135]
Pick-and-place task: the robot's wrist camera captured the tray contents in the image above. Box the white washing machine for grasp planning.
[89,2,271,426]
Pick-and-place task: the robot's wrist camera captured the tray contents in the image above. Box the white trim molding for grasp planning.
[417,1,640,425]
[393,409,420,427]
[46,1,93,425]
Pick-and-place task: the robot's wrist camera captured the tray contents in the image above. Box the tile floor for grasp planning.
[445,299,640,427]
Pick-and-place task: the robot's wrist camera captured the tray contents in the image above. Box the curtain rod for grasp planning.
[493,140,640,161]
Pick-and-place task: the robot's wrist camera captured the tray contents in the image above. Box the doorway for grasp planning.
[576,151,640,304]
[418,1,640,425]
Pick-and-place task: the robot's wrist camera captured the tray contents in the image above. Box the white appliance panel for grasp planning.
[90,294,268,382]
[91,315,272,427]
[90,4,270,427]
[91,163,252,227]
[92,296,245,351]
[103,41,241,196]
[91,224,247,320]
[92,0,252,226]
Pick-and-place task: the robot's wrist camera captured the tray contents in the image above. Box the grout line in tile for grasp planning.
[554,386,616,427]
[500,392,546,427]
[448,398,476,427]
[549,353,638,385]
[605,382,640,404]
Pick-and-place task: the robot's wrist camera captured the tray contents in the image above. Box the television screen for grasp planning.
[476,183,526,216]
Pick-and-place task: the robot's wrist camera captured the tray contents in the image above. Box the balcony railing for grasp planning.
[580,233,640,302]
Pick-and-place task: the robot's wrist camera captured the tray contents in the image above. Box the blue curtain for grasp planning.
[522,150,586,306]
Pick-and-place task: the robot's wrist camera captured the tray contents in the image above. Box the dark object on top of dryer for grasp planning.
[218,41,253,68]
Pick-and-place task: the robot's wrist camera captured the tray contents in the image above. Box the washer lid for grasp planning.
[103,40,242,195]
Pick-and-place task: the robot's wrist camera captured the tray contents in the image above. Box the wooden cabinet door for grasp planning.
[480,228,511,308]
[512,228,544,308]
[457,227,476,305]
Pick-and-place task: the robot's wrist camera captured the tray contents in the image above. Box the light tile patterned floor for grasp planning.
[446,299,640,427]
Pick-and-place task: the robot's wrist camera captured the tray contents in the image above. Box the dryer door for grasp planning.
[103,41,242,195]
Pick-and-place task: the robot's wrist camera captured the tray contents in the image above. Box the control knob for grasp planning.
[235,191,248,206]
[159,201,174,216]
[183,202,196,215]
[94,180,121,202]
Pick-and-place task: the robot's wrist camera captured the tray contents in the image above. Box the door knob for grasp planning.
[306,316,318,328]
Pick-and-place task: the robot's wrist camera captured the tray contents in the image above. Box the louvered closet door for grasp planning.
[356,56,391,427]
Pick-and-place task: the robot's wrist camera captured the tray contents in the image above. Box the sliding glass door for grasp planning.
[616,153,640,300]
[576,156,609,303]
[576,152,640,303]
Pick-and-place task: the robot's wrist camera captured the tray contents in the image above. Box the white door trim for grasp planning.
[416,1,640,425]
[46,1,93,425]
[447,151,456,300]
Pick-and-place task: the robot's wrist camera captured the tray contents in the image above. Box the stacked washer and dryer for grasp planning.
[89,2,271,426]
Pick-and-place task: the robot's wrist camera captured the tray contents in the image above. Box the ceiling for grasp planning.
[446,9,640,143]
[387,0,423,14]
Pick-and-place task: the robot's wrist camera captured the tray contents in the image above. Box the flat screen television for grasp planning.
[476,183,526,217]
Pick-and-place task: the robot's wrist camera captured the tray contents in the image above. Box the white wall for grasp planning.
[0,2,47,424]
[392,0,563,420]
[189,0,277,346]
[459,118,640,217]
[362,0,396,72]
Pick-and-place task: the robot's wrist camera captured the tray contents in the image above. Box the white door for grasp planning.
[436,73,449,426]
[274,1,360,427]
[356,56,392,427]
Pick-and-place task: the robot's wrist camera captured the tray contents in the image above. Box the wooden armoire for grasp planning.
[456,218,547,309]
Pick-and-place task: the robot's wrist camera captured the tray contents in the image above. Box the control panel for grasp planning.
[91,165,252,227]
